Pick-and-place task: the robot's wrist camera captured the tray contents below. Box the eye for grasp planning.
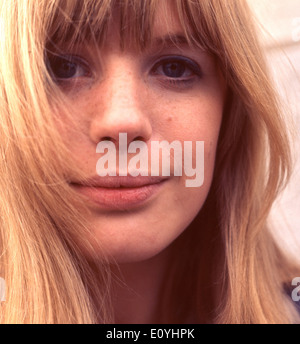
[151,56,202,80]
[47,54,91,81]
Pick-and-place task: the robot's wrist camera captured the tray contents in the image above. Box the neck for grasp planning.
[110,249,171,324]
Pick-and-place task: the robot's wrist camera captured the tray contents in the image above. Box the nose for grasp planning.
[89,65,152,145]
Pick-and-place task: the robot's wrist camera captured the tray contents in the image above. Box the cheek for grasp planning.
[160,94,223,202]
[53,103,98,173]
[155,84,224,139]
[161,97,223,176]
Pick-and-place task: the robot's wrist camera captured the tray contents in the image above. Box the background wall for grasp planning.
[249,0,300,259]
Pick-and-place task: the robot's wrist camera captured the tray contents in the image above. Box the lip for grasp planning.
[70,176,168,210]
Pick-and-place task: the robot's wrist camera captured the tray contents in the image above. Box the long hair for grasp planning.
[0,0,297,323]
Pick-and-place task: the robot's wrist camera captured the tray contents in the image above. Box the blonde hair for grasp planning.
[0,0,297,323]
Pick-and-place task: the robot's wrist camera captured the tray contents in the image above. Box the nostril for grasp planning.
[101,136,144,143]
[101,136,113,142]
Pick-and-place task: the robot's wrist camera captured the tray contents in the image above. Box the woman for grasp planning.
[0,0,298,323]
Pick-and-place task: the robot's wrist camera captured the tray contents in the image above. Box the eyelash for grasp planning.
[46,54,203,89]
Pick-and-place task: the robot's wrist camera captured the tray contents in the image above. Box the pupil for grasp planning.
[50,58,77,79]
[163,62,185,78]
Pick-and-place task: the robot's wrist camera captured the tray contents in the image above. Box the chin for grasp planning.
[101,242,171,264]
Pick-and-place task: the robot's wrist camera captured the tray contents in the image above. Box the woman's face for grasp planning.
[51,5,225,263]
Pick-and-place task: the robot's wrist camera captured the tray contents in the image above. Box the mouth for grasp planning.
[70,176,169,210]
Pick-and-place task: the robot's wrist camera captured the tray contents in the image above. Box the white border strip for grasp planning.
[0,277,5,302]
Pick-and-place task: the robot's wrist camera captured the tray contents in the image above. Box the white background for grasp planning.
[250,0,300,259]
